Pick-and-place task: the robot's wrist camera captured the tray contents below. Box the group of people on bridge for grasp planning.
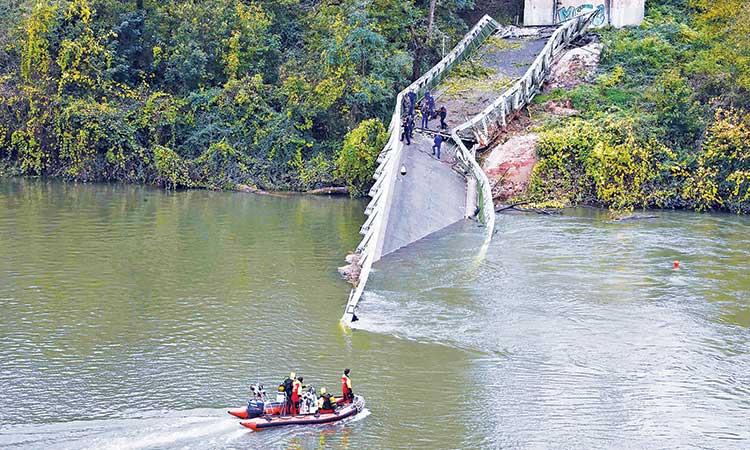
[279,368,354,415]
[400,90,448,159]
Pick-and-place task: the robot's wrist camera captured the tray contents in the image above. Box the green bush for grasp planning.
[334,118,387,197]
[683,109,750,213]
[153,145,191,189]
[194,140,247,190]
[527,1,749,213]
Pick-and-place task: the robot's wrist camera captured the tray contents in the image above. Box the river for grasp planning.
[1,179,748,449]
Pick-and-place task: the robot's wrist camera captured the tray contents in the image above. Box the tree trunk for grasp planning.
[427,0,436,40]
[411,1,437,81]
[411,44,423,80]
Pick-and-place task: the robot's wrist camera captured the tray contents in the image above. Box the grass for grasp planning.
[482,36,523,52]
[441,48,516,97]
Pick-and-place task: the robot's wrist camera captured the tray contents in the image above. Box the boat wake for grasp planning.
[350,290,505,358]
[0,405,371,450]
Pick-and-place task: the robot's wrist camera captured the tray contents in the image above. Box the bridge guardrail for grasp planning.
[341,15,502,327]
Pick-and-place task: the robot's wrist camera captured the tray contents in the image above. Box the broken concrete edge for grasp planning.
[337,252,362,285]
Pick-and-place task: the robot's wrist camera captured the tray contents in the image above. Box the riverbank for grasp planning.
[0,0,467,199]
[481,39,601,204]
[481,1,750,214]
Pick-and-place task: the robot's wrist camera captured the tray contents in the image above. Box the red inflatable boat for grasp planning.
[239,395,364,431]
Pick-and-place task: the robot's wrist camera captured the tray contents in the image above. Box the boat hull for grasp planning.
[239,396,364,431]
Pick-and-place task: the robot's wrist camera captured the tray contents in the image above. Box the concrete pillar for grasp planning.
[609,0,645,27]
[524,0,644,28]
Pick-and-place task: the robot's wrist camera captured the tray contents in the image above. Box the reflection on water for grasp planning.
[1,180,749,449]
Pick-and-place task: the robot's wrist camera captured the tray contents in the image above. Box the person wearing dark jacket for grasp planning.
[317,387,337,413]
[407,90,417,115]
[439,106,447,130]
[420,102,430,129]
[426,92,435,119]
[281,372,295,415]
[432,134,443,159]
[400,117,411,145]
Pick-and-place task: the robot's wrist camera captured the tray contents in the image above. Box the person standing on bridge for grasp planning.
[407,113,416,139]
[426,91,436,120]
[407,90,417,115]
[432,134,443,160]
[400,117,411,145]
[439,106,447,130]
[420,102,430,129]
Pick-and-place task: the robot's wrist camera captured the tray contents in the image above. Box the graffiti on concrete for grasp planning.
[558,3,607,26]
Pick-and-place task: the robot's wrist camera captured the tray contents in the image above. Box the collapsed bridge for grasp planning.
[341,12,597,327]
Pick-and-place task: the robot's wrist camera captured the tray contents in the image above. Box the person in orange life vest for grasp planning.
[291,376,304,414]
[341,368,353,403]
[317,387,337,414]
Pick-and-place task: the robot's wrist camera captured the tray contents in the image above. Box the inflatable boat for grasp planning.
[240,395,364,431]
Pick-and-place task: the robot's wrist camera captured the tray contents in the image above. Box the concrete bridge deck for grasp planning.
[375,29,560,259]
[380,133,467,256]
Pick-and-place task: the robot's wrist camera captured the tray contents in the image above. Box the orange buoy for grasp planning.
[673,260,680,269]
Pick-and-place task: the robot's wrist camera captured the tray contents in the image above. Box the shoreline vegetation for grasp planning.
[517,0,749,214]
[1,1,748,214]
[0,0,470,197]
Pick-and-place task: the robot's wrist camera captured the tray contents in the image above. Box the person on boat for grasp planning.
[317,387,337,413]
[282,372,295,414]
[291,376,304,414]
[341,368,353,403]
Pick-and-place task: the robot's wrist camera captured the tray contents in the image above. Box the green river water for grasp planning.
[1,179,748,449]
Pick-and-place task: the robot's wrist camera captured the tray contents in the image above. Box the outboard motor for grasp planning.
[246,399,265,418]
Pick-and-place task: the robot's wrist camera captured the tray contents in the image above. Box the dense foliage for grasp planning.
[0,0,477,193]
[528,0,750,213]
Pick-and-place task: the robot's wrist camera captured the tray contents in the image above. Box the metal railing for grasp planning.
[341,15,502,327]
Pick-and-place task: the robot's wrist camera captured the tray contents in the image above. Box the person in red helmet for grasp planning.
[341,368,353,403]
